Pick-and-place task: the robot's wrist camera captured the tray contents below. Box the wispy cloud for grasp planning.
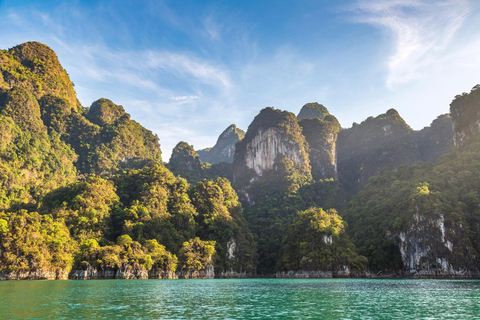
[170,95,199,101]
[144,51,232,90]
[353,0,471,87]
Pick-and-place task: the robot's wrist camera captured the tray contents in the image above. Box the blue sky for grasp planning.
[1,0,480,160]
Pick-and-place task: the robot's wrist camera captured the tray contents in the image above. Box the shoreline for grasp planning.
[2,271,479,281]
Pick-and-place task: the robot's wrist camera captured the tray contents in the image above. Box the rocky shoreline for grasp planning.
[2,268,480,280]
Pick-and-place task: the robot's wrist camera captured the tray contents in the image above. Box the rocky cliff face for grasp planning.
[390,213,477,277]
[69,266,179,280]
[234,108,309,177]
[198,124,245,164]
[243,126,307,176]
[177,264,215,279]
[450,85,480,146]
[232,107,310,201]
[299,113,341,180]
[0,269,69,280]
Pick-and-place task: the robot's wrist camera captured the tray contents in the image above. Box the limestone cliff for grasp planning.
[450,85,480,146]
[232,107,310,203]
[0,269,69,280]
[197,124,245,164]
[389,213,477,277]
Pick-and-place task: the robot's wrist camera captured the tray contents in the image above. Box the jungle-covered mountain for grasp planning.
[2,41,480,279]
[0,42,255,279]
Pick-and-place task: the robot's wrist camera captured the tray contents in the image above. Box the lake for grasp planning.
[1,278,479,319]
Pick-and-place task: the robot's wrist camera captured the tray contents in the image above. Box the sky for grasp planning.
[1,0,480,160]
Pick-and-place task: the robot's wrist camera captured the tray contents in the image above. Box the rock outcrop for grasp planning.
[0,269,69,280]
[450,85,480,146]
[69,266,178,280]
[197,124,245,164]
[177,264,215,279]
[232,107,310,203]
[390,213,478,277]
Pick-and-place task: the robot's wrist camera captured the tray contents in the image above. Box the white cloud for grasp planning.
[354,0,471,87]
[144,51,232,90]
[170,95,199,101]
[202,15,222,41]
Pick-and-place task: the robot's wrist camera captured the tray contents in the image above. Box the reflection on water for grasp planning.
[1,279,480,319]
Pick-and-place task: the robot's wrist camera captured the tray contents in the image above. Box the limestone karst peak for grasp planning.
[297,102,330,120]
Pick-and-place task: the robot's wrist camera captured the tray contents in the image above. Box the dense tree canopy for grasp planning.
[277,207,367,272]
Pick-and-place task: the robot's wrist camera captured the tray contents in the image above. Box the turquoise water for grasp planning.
[0,279,479,319]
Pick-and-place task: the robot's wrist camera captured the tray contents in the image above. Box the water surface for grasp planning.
[1,278,479,319]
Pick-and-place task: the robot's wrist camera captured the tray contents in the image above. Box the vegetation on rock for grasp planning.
[277,207,367,272]
[297,102,330,120]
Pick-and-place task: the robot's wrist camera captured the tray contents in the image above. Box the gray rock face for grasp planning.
[69,265,150,280]
[390,213,478,277]
[244,126,307,176]
[198,124,245,164]
[232,108,310,204]
[0,269,68,280]
[177,263,214,279]
[148,269,178,279]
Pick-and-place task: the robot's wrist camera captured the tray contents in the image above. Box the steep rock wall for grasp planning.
[390,214,478,277]
[244,126,307,176]
[232,107,310,203]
